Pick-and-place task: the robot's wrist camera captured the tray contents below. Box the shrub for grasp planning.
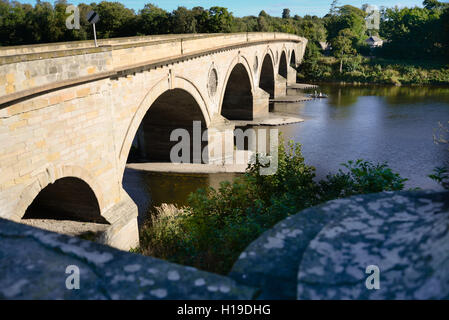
[318,159,407,201]
[429,167,449,190]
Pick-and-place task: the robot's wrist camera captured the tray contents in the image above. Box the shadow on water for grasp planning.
[316,84,449,107]
[122,168,238,225]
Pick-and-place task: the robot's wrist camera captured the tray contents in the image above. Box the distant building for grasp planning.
[366,36,384,48]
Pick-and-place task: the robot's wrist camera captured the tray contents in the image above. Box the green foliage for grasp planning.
[245,138,318,212]
[137,4,170,35]
[93,1,136,38]
[429,167,449,190]
[206,7,233,33]
[282,8,290,19]
[297,0,449,83]
[318,160,407,201]
[170,6,197,33]
[138,136,407,274]
[325,4,367,48]
[0,1,328,46]
[298,54,449,85]
[379,4,448,59]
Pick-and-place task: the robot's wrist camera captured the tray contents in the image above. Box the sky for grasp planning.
[16,0,427,17]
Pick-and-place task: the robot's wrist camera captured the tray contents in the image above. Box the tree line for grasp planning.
[0,0,326,46]
[1,0,448,63]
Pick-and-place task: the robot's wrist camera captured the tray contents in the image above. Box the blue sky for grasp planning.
[17,0,427,17]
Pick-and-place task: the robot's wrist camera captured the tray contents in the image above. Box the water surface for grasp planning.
[123,84,449,219]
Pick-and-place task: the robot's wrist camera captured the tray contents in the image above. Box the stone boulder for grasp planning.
[230,191,449,300]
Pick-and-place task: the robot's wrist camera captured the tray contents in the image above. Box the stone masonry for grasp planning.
[0,33,307,249]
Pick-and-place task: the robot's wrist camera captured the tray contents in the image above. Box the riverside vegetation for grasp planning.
[136,136,409,274]
[298,1,449,85]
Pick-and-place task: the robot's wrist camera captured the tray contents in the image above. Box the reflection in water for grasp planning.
[320,84,449,107]
[123,85,449,220]
[123,168,238,223]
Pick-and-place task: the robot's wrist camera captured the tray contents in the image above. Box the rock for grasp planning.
[229,198,353,299]
[2,190,448,300]
[230,190,449,300]
[0,218,256,300]
[297,191,449,300]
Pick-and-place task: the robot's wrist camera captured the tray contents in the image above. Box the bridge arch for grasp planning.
[119,75,211,167]
[259,53,275,99]
[290,50,297,67]
[219,55,255,120]
[14,165,106,222]
[278,50,288,79]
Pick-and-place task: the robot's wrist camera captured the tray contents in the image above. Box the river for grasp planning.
[123,84,449,220]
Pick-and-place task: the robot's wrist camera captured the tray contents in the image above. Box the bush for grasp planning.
[137,137,407,274]
[429,167,449,190]
[318,159,407,201]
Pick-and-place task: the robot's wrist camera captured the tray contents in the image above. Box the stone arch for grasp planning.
[119,75,211,166]
[290,49,297,67]
[259,53,275,99]
[278,50,288,79]
[219,54,255,120]
[14,165,106,222]
[129,88,208,164]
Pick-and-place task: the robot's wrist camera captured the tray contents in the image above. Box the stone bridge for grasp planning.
[0,33,307,250]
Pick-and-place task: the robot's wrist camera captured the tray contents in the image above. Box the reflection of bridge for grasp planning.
[0,33,307,249]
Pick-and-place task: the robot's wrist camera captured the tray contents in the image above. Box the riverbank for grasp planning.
[298,56,449,86]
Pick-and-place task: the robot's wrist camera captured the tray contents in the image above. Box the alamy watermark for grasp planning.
[365,265,380,290]
[65,5,80,30]
[364,5,380,31]
[65,265,80,290]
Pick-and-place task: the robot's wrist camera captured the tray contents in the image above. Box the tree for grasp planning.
[259,10,268,18]
[282,8,290,19]
[379,5,446,59]
[207,6,233,33]
[257,15,269,32]
[137,3,170,35]
[298,17,327,42]
[325,4,367,54]
[329,0,339,15]
[192,6,209,33]
[423,0,449,10]
[171,6,196,33]
[93,1,135,38]
[331,28,356,73]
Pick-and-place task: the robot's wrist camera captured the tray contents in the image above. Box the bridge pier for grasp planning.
[252,88,270,119]
[287,66,297,86]
[99,192,139,251]
[274,75,288,98]
[206,116,235,165]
